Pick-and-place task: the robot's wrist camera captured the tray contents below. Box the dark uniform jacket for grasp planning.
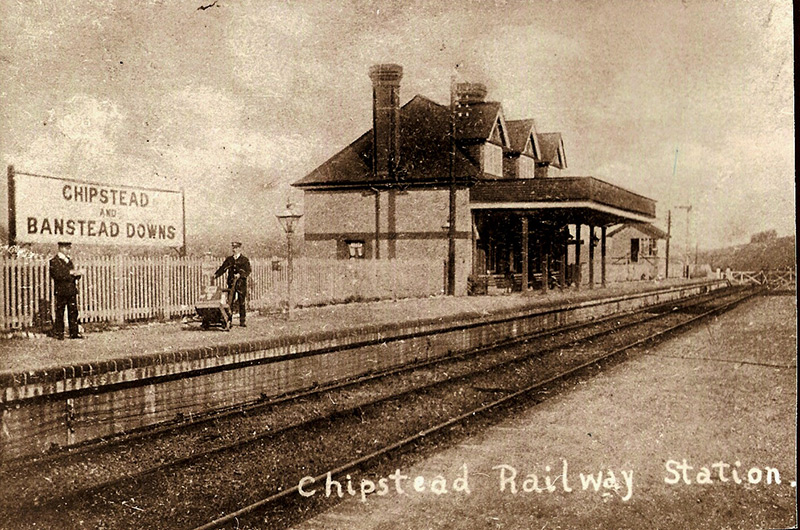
[214,254,251,295]
[49,255,79,297]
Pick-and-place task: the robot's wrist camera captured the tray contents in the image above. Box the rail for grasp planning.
[0,287,751,529]
[193,288,753,529]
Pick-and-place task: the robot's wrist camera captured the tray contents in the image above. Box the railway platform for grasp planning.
[1,278,731,460]
[2,278,715,375]
[291,294,797,530]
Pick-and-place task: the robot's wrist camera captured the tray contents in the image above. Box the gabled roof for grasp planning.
[455,101,507,145]
[537,132,567,168]
[608,222,668,239]
[505,119,541,158]
[294,96,481,188]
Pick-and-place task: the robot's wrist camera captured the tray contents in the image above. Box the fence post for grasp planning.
[201,254,216,287]
[160,255,170,321]
[0,257,6,331]
[114,254,125,324]
[444,259,448,294]
[329,259,335,305]
[1,256,459,331]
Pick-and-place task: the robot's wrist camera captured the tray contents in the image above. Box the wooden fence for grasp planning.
[0,256,445,331]
[725,268,796,291]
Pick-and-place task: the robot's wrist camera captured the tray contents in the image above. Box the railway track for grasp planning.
[0,286,754,530]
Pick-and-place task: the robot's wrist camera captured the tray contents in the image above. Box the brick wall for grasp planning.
[303,187,472,294]
[0,280,730,459]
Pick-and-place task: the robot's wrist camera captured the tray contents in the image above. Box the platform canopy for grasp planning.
[469,176,655,226]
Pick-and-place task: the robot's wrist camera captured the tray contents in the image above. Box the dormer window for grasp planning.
[483,143,503,177]
[518,156,535,179]
[490,120,505,144]
[525,134,540,160]
[488,114,509,147]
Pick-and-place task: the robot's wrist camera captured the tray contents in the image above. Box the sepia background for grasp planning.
[0,0,794,255]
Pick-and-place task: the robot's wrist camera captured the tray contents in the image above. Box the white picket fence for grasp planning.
[0,256,444,331]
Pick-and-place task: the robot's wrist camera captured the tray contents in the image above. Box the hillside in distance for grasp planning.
[698,234,796,271]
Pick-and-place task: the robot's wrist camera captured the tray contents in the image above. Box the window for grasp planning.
[346,240,365,259]
[631,238,658,262]
[518,156,535,179]
[639,238,658,257]
[337,239,370,260]
[483,143,503,177]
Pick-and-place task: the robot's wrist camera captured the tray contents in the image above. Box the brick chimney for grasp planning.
[369,64,403,180]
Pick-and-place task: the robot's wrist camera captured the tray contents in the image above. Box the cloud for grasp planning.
[9,94,132,179]
[226,2,317,96]
[1,0,794,252]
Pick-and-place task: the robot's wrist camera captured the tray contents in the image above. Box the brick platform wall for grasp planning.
[0,280,729,459]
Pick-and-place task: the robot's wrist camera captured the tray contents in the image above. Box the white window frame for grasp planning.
[346,240,365,259]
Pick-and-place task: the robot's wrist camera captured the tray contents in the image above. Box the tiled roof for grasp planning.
[294,96,480,187]
[505,119,539,155]
[608,222,668,239]
[537,132,566,168]
[470,177,656,219]
[454,101,503,142]
[292,130,372,187]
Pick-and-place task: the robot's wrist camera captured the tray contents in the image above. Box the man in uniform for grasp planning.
[214,241,251,327]
[49,241,83,340]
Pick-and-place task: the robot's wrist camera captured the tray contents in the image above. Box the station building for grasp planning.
[592,222,671,283]
[293,64,657,295]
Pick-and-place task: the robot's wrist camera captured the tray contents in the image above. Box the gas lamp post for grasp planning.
[276,203,302,318]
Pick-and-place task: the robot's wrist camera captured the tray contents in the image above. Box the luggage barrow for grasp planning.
[194,284,234,331]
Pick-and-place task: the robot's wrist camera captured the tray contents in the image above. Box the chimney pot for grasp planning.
[369,64,403,85]
[456,82,488,104]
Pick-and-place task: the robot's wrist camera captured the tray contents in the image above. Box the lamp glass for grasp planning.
[276,210,302,234]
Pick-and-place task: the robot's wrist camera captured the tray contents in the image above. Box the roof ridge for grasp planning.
[406,94,446,109]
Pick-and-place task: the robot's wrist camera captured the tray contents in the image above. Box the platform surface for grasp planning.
[1,279,712,376]
[291,295,798,530]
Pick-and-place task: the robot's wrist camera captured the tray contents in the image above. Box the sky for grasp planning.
[0,0,794,254]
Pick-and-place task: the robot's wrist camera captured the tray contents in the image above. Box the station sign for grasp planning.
[8,168,185,248]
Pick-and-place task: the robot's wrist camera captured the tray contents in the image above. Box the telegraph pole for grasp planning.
[446,76,457,295]
[7,165,16,248]
[665,210,671,279]
[675,205,692,278]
